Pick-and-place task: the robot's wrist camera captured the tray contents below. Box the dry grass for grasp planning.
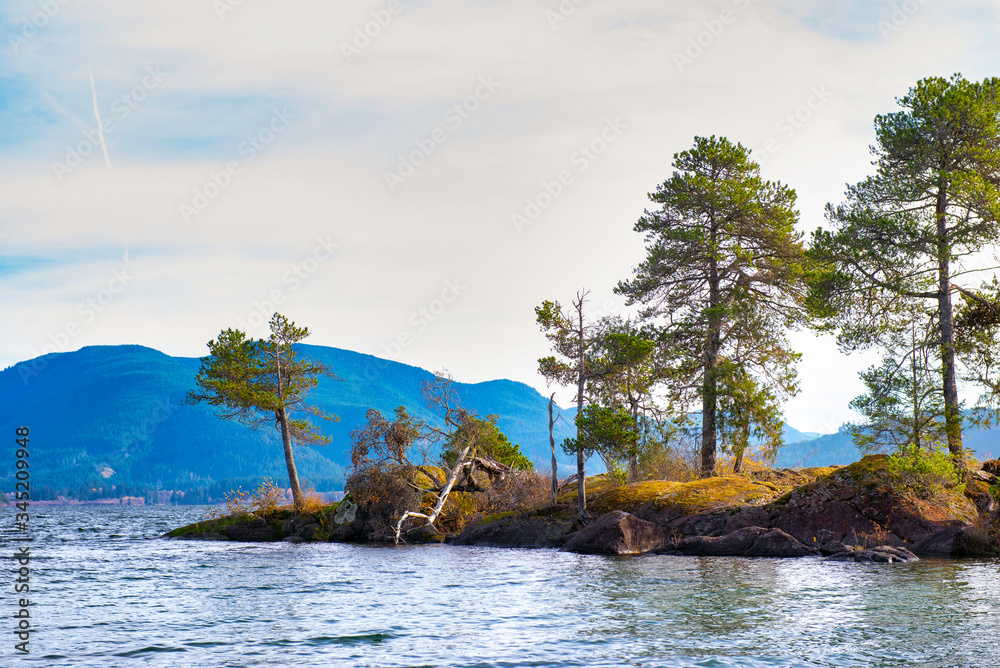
[298,488,329,515]
[476,470,552,515]
[205,478,285,520]
[637,439,776,483]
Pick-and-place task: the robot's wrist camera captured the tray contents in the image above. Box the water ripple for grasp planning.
[13,506,1000,667]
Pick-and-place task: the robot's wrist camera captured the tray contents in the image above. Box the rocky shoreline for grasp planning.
[163,456,1000,561]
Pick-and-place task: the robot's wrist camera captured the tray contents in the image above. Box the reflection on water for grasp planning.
[5,506,998,667]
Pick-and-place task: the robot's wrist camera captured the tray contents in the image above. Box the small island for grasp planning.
[165,455,1000,562]
[168,74,1000,564]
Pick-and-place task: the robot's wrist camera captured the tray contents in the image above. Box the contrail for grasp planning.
[88,66,112,172]
[87,67,128,267]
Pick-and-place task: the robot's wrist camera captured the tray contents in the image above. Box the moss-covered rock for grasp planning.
[163,503,344,543]
[671,456,982,554]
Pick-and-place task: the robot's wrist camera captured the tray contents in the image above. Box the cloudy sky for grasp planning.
[2,0,999,433]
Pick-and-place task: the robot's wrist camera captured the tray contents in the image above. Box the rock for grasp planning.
[330,525,356,542]
[282,535,306,544]
[405,524,446,544]
[452,510,578,549]
[561,511,666,555]
[175,532,229,541]
[669,526,818,558]
[223,516,276,542]
[298,523,319,540]
[982,460,1000,477]
[825,545,919,563]
[912,526,970,556]
[279,514,321,541]
[281,515,317,535]
[666,456,980,551]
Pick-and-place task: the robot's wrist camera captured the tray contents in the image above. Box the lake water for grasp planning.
[4,505,1000,667]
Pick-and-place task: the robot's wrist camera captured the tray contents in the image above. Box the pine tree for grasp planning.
[186,313,337,511]
[616,135,808,476]
[811,74,1000,459]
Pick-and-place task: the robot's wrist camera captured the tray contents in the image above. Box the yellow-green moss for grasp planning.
[164,513,255,538]
[799,466,838,479]
[583,475,784,517]
[478,510,517,525]
[164,503,342,540]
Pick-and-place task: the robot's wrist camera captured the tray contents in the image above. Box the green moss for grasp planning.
[479,511,517,525]
[799,466,838,479]
[165,503,343,541]
[584,475,784,517]
[164,512,256,538]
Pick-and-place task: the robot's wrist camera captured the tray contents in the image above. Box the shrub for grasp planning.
[473,470,551,515]
[887,445,965,498]
[299,488,329,515]
[205,478,285,519]
[639,439,701,482]
[346,463,420,540]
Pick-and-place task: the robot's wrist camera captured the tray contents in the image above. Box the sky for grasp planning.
[2,0,999,435]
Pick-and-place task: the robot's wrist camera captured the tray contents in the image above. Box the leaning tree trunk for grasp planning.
[274,346,303,511]
[393,442,474,543]
[276,407,304,511]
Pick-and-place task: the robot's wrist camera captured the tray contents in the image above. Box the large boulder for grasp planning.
[668,526,817,558]
[561,511,666,555]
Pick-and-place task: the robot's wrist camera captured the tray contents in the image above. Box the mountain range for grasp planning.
[0,344,580,500]
[3,344,996,501]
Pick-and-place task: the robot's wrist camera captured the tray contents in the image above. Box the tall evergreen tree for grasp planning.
[811,74,1000,459]
[186,313,337,511]
[616,135,808,476]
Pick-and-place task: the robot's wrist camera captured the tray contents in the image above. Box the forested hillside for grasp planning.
[0,344,579,500]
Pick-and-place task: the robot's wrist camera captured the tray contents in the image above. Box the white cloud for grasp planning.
[2,0,999,433]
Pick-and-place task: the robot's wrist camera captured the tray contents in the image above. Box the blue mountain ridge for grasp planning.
[0,344,581,496]
[5,344,993,498]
